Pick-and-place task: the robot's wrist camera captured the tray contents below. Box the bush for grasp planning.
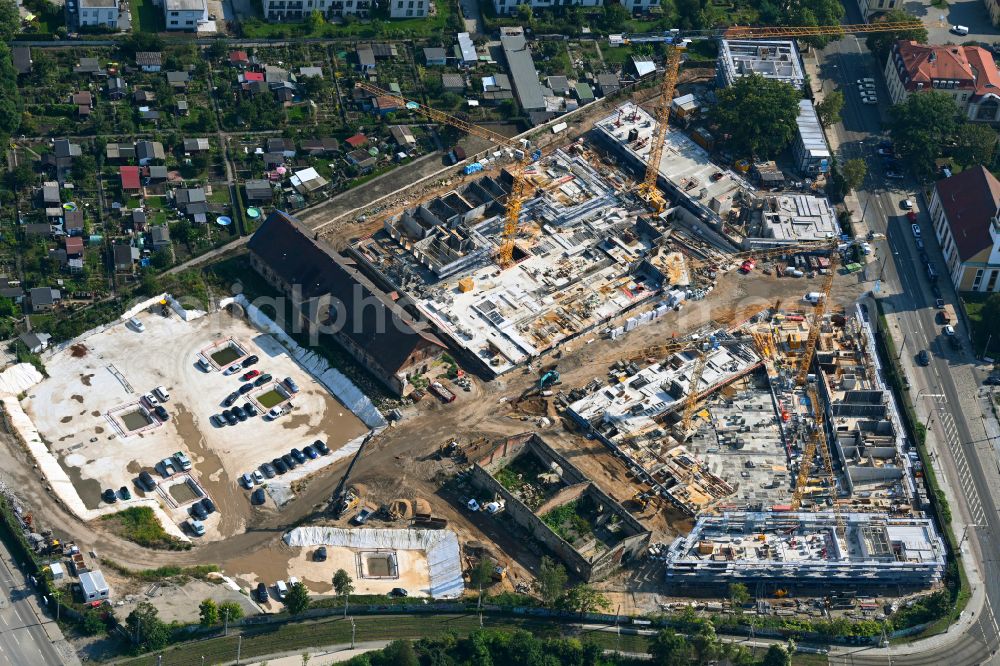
[101,506,190,550]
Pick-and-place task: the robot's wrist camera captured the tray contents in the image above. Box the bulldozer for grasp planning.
[336,483,368,518]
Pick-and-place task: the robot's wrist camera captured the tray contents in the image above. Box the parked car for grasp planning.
[201,497,216,514]
[254,373,273,387]
[223,409,238,426]
[118,486,131,500]
[952,24,970,35]
[238,382,254,395]
[196,358,212,372]
[102,488,117,504]
[935,298,946,309]
[233,406,247,421]
[138,471,155,491]
[284,377,300,393]
[303,445,318,459]
[944,325,956,336]
[243,355,260,366]
[128,317,145,332]
[281,454,297,469]
[243,402,258,417]
[901,199,914,210]
[272,458,288,474]
[174,451,192,471]
[255,583,269,603]
[260,463,276,478]
[223,363,243,376]
[154,405,169,421]
[275,580,289,599]
[917,349,930,366]
[314,546,328,562]
[314,440,330,455]
[190,502,208,520]
[911,223,921,238]
[223,392,240,407]
[267,407,284,420]
[291,448,307,464]
[239,473,254,489]
[251,470,264,485]
[211,414,225,427]
[153,386,170,402]
[160,458,177,477]
[142,392,158,408]
[188,519,206,536]
[389,588,409,598]
[242,370,261,381]
[251,488,266,505]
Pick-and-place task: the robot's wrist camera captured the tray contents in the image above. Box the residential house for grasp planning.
[166,71,190,89]
[0,278,24,303]
[19,332,51,354]
[373,95,401,116]
[442,73,465,93]
[78,0,119,28]
[65,236,84,257]
[457,33,477,67]
[271,81,296,104]
[150,225,171,250]
[112,244,138,272]
[389,125,416,148]
[132,209,147,230]
[74,58,103,76]
[266,138,296,158]
[229,51,249,68]
[929,166,1000,292]
[345,134,368,149]
[183,138,211,153]
[174,187,208,222]
[135,141,165,165]
[247,210,446,395]
[626,55,656,79]
[41,182,60,206]
[264,65,292,84]
[12,47,32,76]
[291,167,329,193]
[120,166,141,192]
[139,109,160,123]
[596,72,620,97]
[136,52,162,72]
[244,179,273,202]
[72,91,94,117]
[356,45,376,73]
[24,223,53,236]
[106,143,136,161]
[262,0,372,21]
[346,149,377,171]
[29,287,60,313]
[389,0,428,17]
[164,0,208,30]
[575,82,595,103]
[424,47,447,66]
[546,76,570,96]
[133,89,156,104]
[262,152,285,169]
[106,77,126,100]
[54,139,82,162]
[64,210,84,236]
[481,74,513,103]
[499,28,546,113]
[856,0,901,18]
[300,138,339,155]
[491,0,654,14]
[370,43,398,59]
[176,98,189,115]
[145,165,168,181]
[792,99,831,176]
[298,66,323,78]
[885,41,1000,123]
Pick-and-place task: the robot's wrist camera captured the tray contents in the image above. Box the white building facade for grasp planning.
[78,0,119,28]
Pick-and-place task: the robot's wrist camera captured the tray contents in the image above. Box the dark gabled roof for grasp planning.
[248,211,444,376]
[935,165,1000,262]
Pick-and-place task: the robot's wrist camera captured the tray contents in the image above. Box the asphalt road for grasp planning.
[820,28,1000,666]
[0,542,68,665]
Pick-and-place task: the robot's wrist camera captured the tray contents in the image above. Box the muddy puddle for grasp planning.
[57,456,102,510]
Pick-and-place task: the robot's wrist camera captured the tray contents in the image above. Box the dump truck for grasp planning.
[429,381,456,403]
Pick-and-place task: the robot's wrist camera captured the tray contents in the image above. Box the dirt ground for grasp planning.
[20,306,368,541]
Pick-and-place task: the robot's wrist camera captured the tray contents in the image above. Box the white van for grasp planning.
[128,316,145,332]
[804,292,825,304]
[154,385,170,402]
[952,25,970,35]
[275,580,289,599]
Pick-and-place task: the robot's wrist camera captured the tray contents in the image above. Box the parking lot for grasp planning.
[22,307,369,541]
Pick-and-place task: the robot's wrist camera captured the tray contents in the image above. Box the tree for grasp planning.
[728,582,750,608]
[536,556,567,606]
[815,90,844,128]
[982,294,1000,350]
[890,91,959,177]
[285,582,310,615]
[557,584,611,614]
[866,10,928,60]
[599,3,630,32]
[218,601,244,622]
[333,569,354,597]
[0,0,19,42]
[760,644,792,666]
[690,624,723,663]
[650,628,692,665]
[952,123,999,168]
[516,3,533,24]
[199,599,219,626]
[470,558,494,592]
[120,32,165,58]
[4,164,35,192]
[375,640,418,666]
[81,609,106,635]
[206,38,229,60]
[125,602,170,652]
[712,74,801,158]
[842,158,868,192]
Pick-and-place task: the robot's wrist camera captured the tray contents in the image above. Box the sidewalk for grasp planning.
[234,640,391,666]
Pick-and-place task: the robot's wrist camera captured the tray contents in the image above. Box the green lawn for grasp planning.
[256,388,285,408]
[601,46,634,66]
[130,0,165,32]
[241,0,454,39]
[961,292,996,357]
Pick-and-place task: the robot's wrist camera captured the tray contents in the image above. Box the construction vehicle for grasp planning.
[330,431,376,518]
[429,381,457,403]
[539,369,560,390]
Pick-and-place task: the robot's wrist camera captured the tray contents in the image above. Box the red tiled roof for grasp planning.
[345,133,368,148]
[120,166,141,191]
[894,41,1000,97]
[935,165,1000,262]
[230,50,249,63]
[64,236,84,255]
[375,96,400,110]
[243,71,264,82]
